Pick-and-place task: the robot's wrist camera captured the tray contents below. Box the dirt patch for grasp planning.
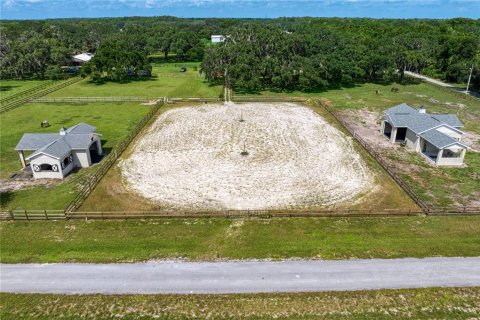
[462,131,480,152]
[120,103,376,210]
[341,108,395,150]
[0,179,56,193]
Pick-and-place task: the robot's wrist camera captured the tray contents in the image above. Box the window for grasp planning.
[40,164,53,171]
[442,149,462,158]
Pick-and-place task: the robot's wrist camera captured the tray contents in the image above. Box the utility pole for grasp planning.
[466,64,474,95]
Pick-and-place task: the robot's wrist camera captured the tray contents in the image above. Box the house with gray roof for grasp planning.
[15,123,102,179]
[380,103,468,166]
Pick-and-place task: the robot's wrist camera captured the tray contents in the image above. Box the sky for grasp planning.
[0,0,479,20]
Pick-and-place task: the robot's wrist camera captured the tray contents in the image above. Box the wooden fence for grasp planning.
[0,80,56,105]
[64,102,163,213]
[167,97,222,103]
[2,206,480,221]
[0,77,83,114]
[33,96,150,103]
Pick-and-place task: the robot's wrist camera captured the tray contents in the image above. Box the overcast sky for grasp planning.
[1,0,479,20]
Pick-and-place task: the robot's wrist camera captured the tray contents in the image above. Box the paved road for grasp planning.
[2,257,480,294]
[405,70,479,98]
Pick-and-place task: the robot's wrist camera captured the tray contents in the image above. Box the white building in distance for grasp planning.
[211,35,226,43]
[72,53,94,64]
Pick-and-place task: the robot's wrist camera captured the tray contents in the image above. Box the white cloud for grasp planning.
[2,0,16,9]
[144,0,156,8]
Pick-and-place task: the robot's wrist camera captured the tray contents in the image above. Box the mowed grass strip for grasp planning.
[1,287,479,320]
[47,63,223,98]
[1,216,479,263]
[0,102,151,209]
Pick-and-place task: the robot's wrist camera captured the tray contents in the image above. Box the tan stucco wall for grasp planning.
[73,150,91,168]
[405,129,418,150]
[437,156,464,166]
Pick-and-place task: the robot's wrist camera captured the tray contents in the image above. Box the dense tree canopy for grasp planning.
[0,17,479,90]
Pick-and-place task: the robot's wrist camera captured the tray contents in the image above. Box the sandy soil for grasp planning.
[0,179,54,193]
[120,103,375,210]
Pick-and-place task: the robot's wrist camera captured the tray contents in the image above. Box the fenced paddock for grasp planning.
[64,102,163,213]
[0,77,83,114]
[322,105,430,212]
[2,96,478,221]
[0,80,55,105]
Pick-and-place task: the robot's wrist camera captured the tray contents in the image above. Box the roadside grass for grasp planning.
[47,63,222,98]
[0,102,151,210]
[239,82,480,207]
[1,216,479,263]
[80,103,417,212]
[1,288,480,319]
[0,79,50,100]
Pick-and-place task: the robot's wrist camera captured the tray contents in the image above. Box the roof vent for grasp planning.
[60,127,67,135]
[418,105,426,114]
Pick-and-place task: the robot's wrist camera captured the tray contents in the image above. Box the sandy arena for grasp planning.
[120,103,375,210]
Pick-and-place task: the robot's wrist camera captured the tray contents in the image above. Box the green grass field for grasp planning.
[47,63,222,98]
[1,288,479,319]
[238,81,480,207]
[0,79,51,100]
[0,102,151,210]
[1,216,479,263]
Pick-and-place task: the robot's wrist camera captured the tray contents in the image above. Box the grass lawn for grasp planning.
[1,287,479,319]
[0,79,52,101]
[0,102,151,210]
[238,82,480,207]
[47,63,222,98]
[1,216,479,263]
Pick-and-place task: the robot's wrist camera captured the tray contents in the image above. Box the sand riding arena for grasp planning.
[119,102,376,210]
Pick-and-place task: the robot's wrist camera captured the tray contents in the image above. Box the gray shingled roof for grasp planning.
[420,130,467,149]
[27,138,72,160]
[64,134,96,149]
[15,133,60,151]
[16,123,99,160]
[383,103,464,134]
[67,123,96,134]
[430,114,463,128]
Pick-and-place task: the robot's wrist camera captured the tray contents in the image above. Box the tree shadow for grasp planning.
[0,85,20,92]
[0,191,14,209]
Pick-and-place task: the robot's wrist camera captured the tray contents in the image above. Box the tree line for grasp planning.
[0,17,479,90]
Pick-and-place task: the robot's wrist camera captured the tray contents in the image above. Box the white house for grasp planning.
[15,123,103,179]
[380,103,468,166]
[211,35,226,43]
[72,53,94,64]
